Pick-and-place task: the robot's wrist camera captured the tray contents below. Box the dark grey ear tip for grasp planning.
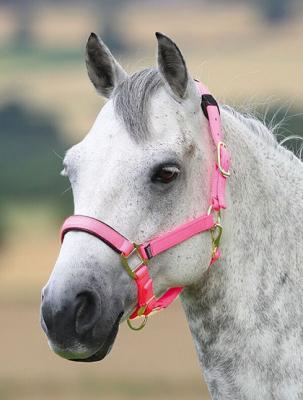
[155,32,172,44]
[86,33,104,56]
[87,32,99,46]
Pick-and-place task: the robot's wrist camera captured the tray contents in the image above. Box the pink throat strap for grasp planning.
[60,81,231,328]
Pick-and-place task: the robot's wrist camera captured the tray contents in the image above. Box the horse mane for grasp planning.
[222,104,303,163]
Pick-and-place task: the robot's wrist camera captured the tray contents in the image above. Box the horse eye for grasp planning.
[152,165,180,184]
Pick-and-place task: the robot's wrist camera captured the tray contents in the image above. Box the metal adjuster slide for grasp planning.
[120,244,148,279]
[217,141,230,177]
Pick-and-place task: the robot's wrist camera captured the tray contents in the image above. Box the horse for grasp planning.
[41,32,303,399]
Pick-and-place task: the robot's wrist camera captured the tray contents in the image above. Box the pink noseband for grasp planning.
[60,81,231,330]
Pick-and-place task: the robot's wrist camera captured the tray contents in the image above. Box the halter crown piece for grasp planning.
[60,81,231,331]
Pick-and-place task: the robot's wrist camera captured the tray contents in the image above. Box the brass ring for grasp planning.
[127,316,148,331]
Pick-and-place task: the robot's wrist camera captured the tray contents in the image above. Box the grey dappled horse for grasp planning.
[41,33,303,399]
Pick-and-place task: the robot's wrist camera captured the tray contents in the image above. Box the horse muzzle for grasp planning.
[40,283,123,362]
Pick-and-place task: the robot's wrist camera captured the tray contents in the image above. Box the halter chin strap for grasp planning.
[60,81,231,330]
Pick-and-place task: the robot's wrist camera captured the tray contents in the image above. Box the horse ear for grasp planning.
[155,32,189,99]
[86,33,128,98]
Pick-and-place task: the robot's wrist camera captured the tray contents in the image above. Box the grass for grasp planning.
[0,45,82,72]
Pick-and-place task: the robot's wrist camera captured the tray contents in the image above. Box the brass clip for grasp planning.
[208,206,223,259]
[211,223,223,258]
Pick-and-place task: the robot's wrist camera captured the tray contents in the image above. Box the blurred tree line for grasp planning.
[0,0,127,53]
[257,0,293,23]
[0,0,299,53]
[0,102,72,243]
[205,0,295,24]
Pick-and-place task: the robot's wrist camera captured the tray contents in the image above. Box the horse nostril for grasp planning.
[75,291,101,336]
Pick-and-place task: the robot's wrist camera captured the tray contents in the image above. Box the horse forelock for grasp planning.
[113,68,164,142]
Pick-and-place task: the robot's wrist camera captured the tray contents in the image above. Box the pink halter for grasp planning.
[60,81,231,330]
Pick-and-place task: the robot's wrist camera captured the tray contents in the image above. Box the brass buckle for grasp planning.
[120,244,148,279]
[217,141,230,177]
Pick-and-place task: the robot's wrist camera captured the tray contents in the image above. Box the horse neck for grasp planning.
[181,108,303,399]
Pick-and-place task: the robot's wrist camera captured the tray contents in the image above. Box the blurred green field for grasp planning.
[0,2,303,399]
